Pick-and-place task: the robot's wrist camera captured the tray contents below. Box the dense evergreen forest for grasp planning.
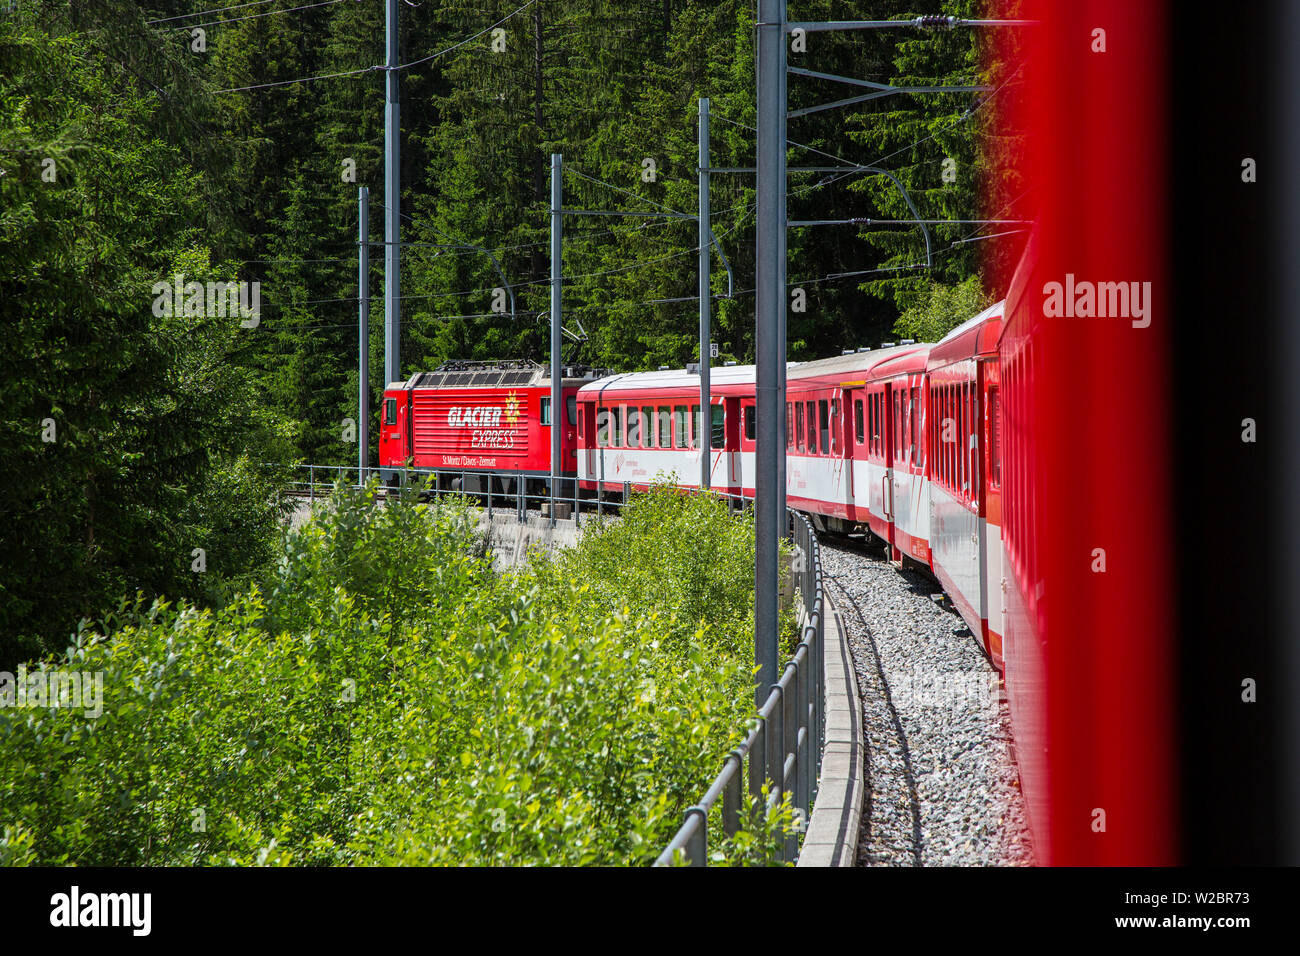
[0,0,1023,661]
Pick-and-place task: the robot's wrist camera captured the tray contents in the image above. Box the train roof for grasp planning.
[926,300,1005,368]
[787,343,929,385]
[393,359,610,391]
[579,363,760,393]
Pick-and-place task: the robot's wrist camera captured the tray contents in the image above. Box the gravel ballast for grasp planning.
[820,539,1034,867]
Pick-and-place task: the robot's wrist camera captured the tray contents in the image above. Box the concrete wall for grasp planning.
[477,511,609,571]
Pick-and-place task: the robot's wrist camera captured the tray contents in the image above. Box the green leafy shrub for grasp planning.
[0,481,799,865]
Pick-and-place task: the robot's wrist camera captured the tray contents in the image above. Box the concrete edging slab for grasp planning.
[797,592,864,867]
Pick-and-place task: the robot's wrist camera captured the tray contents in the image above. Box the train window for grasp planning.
[785,403,792,447]
[641,407,654,447]
[746,405,757,442]
[796,402,805,450]
[828,399,838,454]
[909,387,919,466]
[711,404,725,448]
[567,396,578,426]
[953,385,961,488]
[988,387,1001,490]
[967,384,976,497]
[947,387,955,487]
[540,397,552,426]
[947,386,955,489]
[611,405,623,446]
[596,408,610,447]
[854,399,864,445]
[957,385,967,493]
[626,406,641,447]
[818,400,829,455]
[961,385,972,496]
[935,389,942,486]
[876,394,884,455]
[869,394,879,456]
[806,402,816,455]
[383,397,396,425]
[893,390,902,460]
[879,394,886,456]
[691,405,702,449]
[674,405,688,448]
[658,406,671,447]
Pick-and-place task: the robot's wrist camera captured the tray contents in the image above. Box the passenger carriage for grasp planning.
[783,345,930,566]
[857,346,933,567]
[925,303,1005,665]
[575,364,756,496]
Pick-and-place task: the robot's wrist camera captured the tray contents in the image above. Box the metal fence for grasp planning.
[272,462,755,525]
[654,509,825,866]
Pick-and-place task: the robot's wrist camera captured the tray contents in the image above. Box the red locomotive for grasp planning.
[378,360,606,496]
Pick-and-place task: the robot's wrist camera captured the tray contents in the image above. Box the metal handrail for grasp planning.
[654,509,824,866]
[265,462,759,528]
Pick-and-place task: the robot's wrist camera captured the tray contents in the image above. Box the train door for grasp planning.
[883,382,900,561]
[720,396,740,489]
[739,398,756,496]
[580,400,597,483]
[842,387,857,519]
[979,359,1002,665]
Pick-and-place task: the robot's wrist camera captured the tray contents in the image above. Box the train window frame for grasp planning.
[870,393,880,456]
[854,398,864,445]
[953,385,960,490]
[673,405,688,449]
[879,393,886,457]
[658,406,671,447]
[711,404,725,448]
[383,397,396,425]
[567,395,578,427]
[540,397,552,426]
[626,405,641,447]
[611,405,623,447]
[946,385,955,490]
[596,408,610,447]
[893,389,902,461]
[988,386,1001,491]
[957,385,968,496]
[968,384,977,501]
[909,387,920,467]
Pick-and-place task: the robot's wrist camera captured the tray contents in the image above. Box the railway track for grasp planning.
[819,535,1035,867]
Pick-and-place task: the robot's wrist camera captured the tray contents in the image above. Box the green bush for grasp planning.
[0,481,796,865]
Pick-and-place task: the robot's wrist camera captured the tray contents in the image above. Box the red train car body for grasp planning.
[378,361,602,489]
